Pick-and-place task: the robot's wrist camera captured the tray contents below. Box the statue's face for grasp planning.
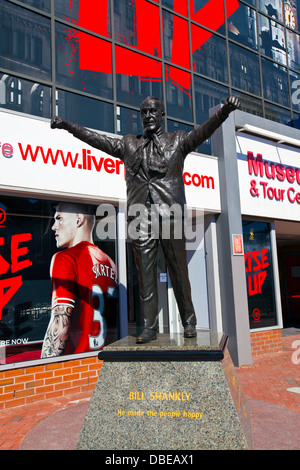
[140,98,165,134]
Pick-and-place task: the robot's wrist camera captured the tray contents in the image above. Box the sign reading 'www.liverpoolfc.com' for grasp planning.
[0,111,221,212]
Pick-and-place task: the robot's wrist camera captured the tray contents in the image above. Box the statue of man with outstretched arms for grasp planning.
[51,95,239,343]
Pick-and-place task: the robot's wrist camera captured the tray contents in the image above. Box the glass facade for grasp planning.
[1,0,300,153]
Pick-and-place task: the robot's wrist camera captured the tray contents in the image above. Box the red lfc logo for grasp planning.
[76,0,239,96]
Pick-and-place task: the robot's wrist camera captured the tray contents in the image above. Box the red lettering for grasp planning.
[261,248,269,269]
[11,234,32,274]
[104,158,115,173]
[0,276,22,321]
[251,250,261,272]
[91,155,104,172]
[247,271,267,296]
[275,164,285,181]
[115,159,124,175]
[248,274,257,295]
[286,167,295,183]
[183,172,191,185]
[287,187,300,204]
[257,270,267,293]
[247,152,264,177]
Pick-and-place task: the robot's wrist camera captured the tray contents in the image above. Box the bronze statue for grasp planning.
[51,95,239,343]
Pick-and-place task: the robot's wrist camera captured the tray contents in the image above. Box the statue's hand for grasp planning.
[222,96,240,116]
[51,116,68,129]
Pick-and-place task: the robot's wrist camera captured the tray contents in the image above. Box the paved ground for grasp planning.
[0,332,299,451]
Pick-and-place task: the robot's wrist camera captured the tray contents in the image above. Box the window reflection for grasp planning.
[8,0,50,13]
[233,91,263,116]
[261,57,289,107]
[55,0,80,24]
[114,0,136,46]
[292,111,300,128]
[229,43,261,96]
[0,0,51,81]
[193,31,228,83]
[167,119,193,134]
[287,29,300,72]
[228,2,258,50]
[165,66,193,122]
[117,106,143,136]
[264,101,292,124]
[194,76,228,154]
[55,23,113,99]
[0,73,51,118]
[258,13,286,65]
[56,90,114,133]
[162,0,188,16]
[257,0,283,22]
[116,73,163,109]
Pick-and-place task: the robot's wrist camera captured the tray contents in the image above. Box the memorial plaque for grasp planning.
[76,333,248,450]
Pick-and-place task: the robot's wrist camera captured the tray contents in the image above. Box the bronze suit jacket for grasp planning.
[70,112,225,215]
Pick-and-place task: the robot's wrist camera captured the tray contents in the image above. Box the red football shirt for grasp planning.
[50,241,118,354]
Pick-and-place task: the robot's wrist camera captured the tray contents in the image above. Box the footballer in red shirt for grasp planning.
[41,202,118,357]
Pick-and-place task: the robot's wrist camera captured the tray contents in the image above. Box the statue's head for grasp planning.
[140,96,165,135]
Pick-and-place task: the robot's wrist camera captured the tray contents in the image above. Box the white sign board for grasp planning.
[236,132,300,222]
[0,110,220,211]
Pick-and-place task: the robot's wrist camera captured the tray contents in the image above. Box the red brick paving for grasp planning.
[236,334,300,414]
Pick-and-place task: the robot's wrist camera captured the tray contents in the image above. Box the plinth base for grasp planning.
[76,333,248,450]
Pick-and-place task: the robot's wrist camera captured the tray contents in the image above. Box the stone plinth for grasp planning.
[76,332,248,450]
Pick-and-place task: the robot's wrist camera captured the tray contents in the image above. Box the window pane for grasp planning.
[258,13,287,65]
[240,0,255,7]
[257,0,283,22]
[193,31,228,82]
[0,73,51,118]
[117,106,143,136]
[229,43,261,95]
[55,0,80,23]
[165,66,193,121]
[56,90,114,133]
[264,101,292,125]
[194,76,228,154]
[0,0,51,81]
[163,10,189,66]
[228,2,258,50]
[233,90,263,117]
[261,57,289,106]
[55,23,113,99]
[116,63,163,108]
[167,119,193,134]
[287,29,300,72]
[114,0,136,46]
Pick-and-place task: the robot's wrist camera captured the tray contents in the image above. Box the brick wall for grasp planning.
[250,329,282,357]
[0,356,102,410]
